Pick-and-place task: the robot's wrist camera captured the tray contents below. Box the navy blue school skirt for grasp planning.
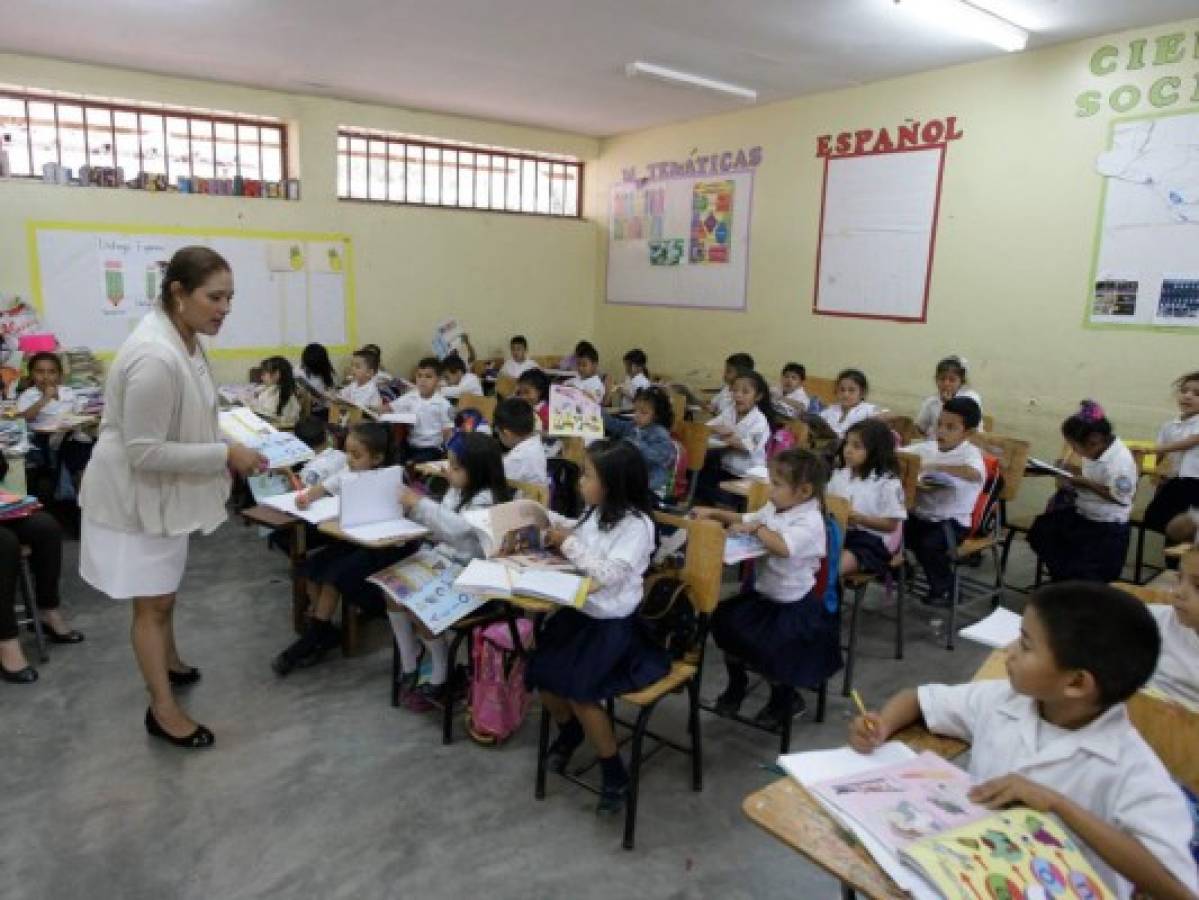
[300,542,415,608]
[710,589,842,688]
[525,608,670,702]
[1144,477,1199,533]
[843,529,892,577]
[1027,506,1130,583]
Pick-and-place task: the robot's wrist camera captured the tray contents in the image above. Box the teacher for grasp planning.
[79,247,264,750]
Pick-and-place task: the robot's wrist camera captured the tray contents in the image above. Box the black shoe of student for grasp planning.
[295,620,341,668]
[169,666,202,687]
[713,685,747,717]
[546,735,583,775]
[921,591,953,609]
[753,693,806,731]
[0,662,38,684]
[30,621,85,644]
[596,776,629,816]
[144,707,214,750]
[272,626,320,677]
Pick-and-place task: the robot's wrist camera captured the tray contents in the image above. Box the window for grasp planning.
[336,128,582,217]
[0,88,287,184]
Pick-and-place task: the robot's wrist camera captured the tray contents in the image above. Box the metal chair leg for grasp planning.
[894,571,905,660]
[19,561,46,663]
[442,629,470,745]
[622,707,652,851]
[535,708,551,800]
[815,680,827,723]
[778,688,794,755]
[390,638,401,708]
[841,582,864,696]
[1134,521,1147,584]
[687,678,703,791]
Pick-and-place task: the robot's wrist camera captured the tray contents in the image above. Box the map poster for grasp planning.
[689,180,734,264]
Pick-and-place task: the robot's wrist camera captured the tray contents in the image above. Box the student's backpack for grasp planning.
[638,573,698,661]
[665,436,689,504]
[466,618,534,746]
[766,426,797,461]
[547,458,582,517]
[967,453,1004,539]
[813,514,845,615]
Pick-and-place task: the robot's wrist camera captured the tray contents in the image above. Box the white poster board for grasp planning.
[1088,111,1199,329]
[605,171,753,310]
[29,223,354,353]
[813,147,944,322]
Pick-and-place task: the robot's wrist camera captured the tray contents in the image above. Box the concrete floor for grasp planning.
[3,519,1062,900]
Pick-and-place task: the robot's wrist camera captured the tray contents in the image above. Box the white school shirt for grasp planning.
[17,384,77,426]
[707,406,770,476]
[827,468,908,539]
[781,386,811,412]
[389,392,453,448]
[548,509,655,620]
[708,385,733,416]
[820,401,880,438]
[339,379,381,410]
[298,371,330,394]
[409,487,494,564]
[1147,603,1199,707]
[617,372,652,409]
[917,680,1198,900]
[503,434,548,486]
[907,439,986,528]
[1075,438,1138,524]
[500,358,539,379]
[915,388,983,436]
[440,372,483,401]
[741,498,825,602]
[565,373,605,404]
[1156,414,1199,479]
[299,447,347,487]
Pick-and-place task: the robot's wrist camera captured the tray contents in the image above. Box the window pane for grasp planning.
[520,159,536,212]
[213,121,236,178]
[336,135,349,198]
[139,114,166,175]
[114,111,140,178]
[505,156,521,211]
[261,126,283,181]
[474,153,491,208]
[387,142,405,202]
[458,151,474,207]
[548,163,564,215]
[493,155,509,209]
[564,165,579,216]
[28,101,57,174]
[535,161,551,214]
[406,145,422,203]
[190,119,214,178]
[58,104,86,173]
[166,116,190,181]
[441,149,458,206]
[85,107,115,168]
[423,147,440,204]
[348,137,367,198]
[237,124,260,179]
[0,98,31,176]
[368,139,387,201]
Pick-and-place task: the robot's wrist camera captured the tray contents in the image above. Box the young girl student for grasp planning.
[299,342,336,394]
[516,368,552,432]
[1028,401,1138,585]
[828,419,907,577]
[695,448,841,728]
[603,386,676,501]
[697,369,775,502]
[250,356,301,427]
[820,368,881,439]
[272,423,408,676]
[391,432,511,710]
[528,440,669,814]
[914,355,982,437]
[1145,371,1199,542]
[17,352,93,499]
[339,348,383,410]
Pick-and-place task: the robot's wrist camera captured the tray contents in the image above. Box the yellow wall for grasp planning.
[0,52,599,383]
[590,17,1199,482]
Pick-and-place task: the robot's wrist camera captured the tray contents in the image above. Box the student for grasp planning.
[820,368,881,439]
[700,370,774,500]
[250,356,301,427]
[528,440,668,814]
[828,418,907,577]
[603,386,676,500]
[295,416,347,487]
[559,339,594,372]
[564,343,604,403]
[391,432,512,710]
[1146,371,1199,542]
[388,357,453,464]
[1029,401,1137,584]
[17,352,92,498]
[612,349,652,410]
[359,343,393,385]
[298,342,336,394]
[500,335,538,379]
[1147,549,1199,707]
[272,423,407,675]
[339,348,383,410]
[914,355,982,437]
[494,397,548,487]
[849,582,1199,900]
[439,353,483,401]
[773,362,810,418]
[516,368,551,432]
[695,448,839,726]
[903,397,985,606]
[708,352,755,416]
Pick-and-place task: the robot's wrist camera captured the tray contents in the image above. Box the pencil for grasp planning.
[850,689,876,734]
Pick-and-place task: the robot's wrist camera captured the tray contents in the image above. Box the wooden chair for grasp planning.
[745,479,771,513]
[786,419,811,450]
[535,513,724,850]
[494,374,517,400]
[325,398,365,429]
[559,436,586,467]
[804,376,838,406]
[896,451,921,511]
[668,390,687,431]
[533,354,564,370]
[509,479,550,506]
[456,393,496,422]
[882,414,918,447]
[674,420,711,509]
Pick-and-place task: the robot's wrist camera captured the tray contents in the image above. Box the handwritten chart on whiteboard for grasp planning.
[606,171,753,310]
[813,147,945,322]
[28,222,354,354]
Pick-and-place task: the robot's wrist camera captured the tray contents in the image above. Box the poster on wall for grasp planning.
[1087,110,1199,328]
[689,180,734,264]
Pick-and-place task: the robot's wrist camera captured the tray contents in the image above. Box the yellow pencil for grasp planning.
[851,689,875,733]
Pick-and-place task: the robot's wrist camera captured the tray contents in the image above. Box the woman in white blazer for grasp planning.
[79,247,265,750]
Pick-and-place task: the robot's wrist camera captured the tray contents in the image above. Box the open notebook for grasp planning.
[338,467,427,543]
[261,490,339,525]
[454,559,589,608]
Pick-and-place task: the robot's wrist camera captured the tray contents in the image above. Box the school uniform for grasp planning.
[389,391,453,462]
[917,679,1199,899]
[1029,438,1137,584]
[249,384,301,427]
[525,510,668,701]
[408,487,494,564]
[914,388,983,436]
[604,415,675,498]
[1145,414,1199,533]
[708,385,733,416]
[18,383,93,500]
[616,372,652,410]
[707,405,770,476]
[17,384,78,426]
[903,439,986,599]
[828,467,907,575]
[820,401,880,439]
[773,385,811,418]
[1146,603,1199,707]
[339,379,381,410]
[503,434,548,486]
[710,498,841,688]
[500,358,539,379]
[565,373,605,404]
[439,372,484,401]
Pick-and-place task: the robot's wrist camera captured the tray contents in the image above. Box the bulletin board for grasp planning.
[605,171,754,310]
[813,147,946,322]
[27,221,356,355]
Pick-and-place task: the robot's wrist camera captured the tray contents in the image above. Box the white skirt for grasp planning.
[80,518,190,600]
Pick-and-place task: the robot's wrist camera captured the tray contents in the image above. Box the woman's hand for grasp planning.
[398,486,421,513]
[227,443,267,477]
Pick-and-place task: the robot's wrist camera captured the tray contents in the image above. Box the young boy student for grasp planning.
[494,397,548,486]
[903,397,985,606]
[339,348,383,410]
[564,342,605,403]
[850,582,1199,900]
[500,335,539,379]
[773,362,810,418]
[388,357,454,464]
[439,353,483,401]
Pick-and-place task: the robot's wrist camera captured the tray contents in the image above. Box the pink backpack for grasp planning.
[467,618,534,745]
[765,426,797,460]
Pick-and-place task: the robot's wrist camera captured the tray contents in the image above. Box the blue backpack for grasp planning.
[813,515,844,615]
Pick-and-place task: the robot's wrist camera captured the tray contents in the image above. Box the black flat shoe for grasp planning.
[144,708,214,749]
[596,780,629,816]
[1,662,38,684]
[168,666,201,687]
[27,621,85,644]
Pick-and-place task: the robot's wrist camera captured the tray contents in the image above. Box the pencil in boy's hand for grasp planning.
[850,688,870,721]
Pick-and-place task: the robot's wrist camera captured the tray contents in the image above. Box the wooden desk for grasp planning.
[241,504,309,633]
[316,519,428,549]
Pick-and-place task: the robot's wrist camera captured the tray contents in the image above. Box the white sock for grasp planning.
[387,611,419,673]
[420,636,449,685]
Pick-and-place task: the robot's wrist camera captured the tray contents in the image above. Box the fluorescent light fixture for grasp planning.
[625,61,758,102]
[896,0,1029,52]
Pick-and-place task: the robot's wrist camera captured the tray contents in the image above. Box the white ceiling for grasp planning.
[0,0,1196,138]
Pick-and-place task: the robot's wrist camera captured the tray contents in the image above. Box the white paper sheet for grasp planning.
[339,466,405,529]
[454,559,513,595]
[261,491,339,524]
[958,607,1021,649]
[341,519,427,544]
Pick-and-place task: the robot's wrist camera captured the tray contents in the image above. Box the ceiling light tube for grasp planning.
[896,0,1029,52]
[625,61,758,102]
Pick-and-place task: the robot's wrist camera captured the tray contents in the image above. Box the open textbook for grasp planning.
[461,499,553,558]
[367,549,486,635]
[548,384,603,439]
[218,407,314,469]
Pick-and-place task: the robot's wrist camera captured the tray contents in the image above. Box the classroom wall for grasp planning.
[0,52,600,383]
[589,16,1199,489]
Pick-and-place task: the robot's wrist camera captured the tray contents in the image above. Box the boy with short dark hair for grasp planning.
[612,348,651,410]
[850,582,1198,900]
[388,357,453,463]
[339,348,383,410]
[440,353,483,401]
[775,362,810,417]
[494,397,547,486]
[295,416,347,487]
[500,335,538,379]
[708,351,755,416]
[565,343,604,403]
